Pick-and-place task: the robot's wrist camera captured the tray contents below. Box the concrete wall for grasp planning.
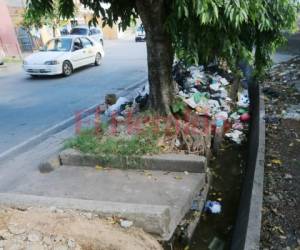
[230,81,265,250]
[7,6,24,26]
[0,0,21,57]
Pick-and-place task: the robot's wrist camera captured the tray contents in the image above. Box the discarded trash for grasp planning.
[210,82,221,92]
[271,159,282,166]
[191,196,203,211]
[205,200,222,214]
[215,111,228,121]
[282,105,300,121]
[237,89,250,108]
[240,113,251,122]
[264,115,280,124]
[105,97,130,116]
[229,112,240,121]
[232,122,244,130]
[120,219,133,228]
[105,94,117,105]
[225,130,244,144]
[208,236,225,250]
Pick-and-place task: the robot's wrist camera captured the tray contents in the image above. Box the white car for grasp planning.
[70,25,104,46]
[23,36,105,77]
[135,25,146,42]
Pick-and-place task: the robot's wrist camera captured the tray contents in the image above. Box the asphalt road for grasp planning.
[0,40,147,154]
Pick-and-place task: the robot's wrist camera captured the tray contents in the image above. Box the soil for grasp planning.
[260,57,300,249]
[0,206,162,250]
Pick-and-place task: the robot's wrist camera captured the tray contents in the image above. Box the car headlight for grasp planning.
[44,60,59,65]
[23,60,28,65]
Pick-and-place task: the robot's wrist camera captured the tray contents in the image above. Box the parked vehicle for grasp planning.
[0,49,4,65]
[70,25,104,46]
[135,25,146,42]
[23,36,105,77]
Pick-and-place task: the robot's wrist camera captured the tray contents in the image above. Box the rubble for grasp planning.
[261,56,300,249]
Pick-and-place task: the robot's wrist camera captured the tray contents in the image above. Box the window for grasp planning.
[80,37,93,48]
[45,38,72,52]
[70,28,88,35]
[73,38,83,50]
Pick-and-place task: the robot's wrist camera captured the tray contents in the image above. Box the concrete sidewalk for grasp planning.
[0,61,22,77]
[0,121,208,240]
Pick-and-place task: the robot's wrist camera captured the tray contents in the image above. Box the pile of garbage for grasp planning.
[102,61,250,149]
[172,61,250,145]
[104,83,149,118]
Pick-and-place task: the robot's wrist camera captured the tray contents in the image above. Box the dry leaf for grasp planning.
[95,165,103,170]
[271,159,282,165]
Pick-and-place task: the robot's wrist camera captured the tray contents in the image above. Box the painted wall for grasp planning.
[0,0,21,57]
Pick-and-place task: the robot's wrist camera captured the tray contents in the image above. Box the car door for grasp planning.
[80,37,95,65]
[70,38,85,68]
[89,29,97,42]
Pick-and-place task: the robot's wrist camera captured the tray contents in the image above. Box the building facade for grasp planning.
[0,0,23,57]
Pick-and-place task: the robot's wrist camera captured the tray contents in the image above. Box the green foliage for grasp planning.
[167,0,298,77]
[27,0,298,78]
[171,97,186,116]
[65,126,162,157]
[23,0,72,31]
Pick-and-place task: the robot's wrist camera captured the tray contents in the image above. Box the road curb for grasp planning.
[0,77,148,163]
[0,192,171,239]
[59,149,207,173]
[231,84,265,250]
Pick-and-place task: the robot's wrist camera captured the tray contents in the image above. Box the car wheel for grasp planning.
[95,53,102,66]
[62,61,73,76]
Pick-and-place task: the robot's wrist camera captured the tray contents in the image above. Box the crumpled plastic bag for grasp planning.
[225,129,244,144]
[105,97,130,116]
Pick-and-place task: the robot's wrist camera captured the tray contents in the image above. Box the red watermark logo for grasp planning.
[75,106,212,137]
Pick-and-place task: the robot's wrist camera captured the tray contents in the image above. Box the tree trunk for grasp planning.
[230,74,240,102]
[52,26,56,38]
[136,0,174,115]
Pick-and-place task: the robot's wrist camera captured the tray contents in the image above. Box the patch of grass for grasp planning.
[64,125,163,156]
[3,57,22,64]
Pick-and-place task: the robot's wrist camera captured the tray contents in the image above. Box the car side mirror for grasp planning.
[73,45,80,51]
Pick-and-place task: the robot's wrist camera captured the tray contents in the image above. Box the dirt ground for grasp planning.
[260,57,300,249]
[0,206,162,250]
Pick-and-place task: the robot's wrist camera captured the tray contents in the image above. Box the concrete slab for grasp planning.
[2,166,207,240]
[60,149,207,173]
[0,111,208,241]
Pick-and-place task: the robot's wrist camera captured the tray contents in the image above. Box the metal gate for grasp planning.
[17,27,34,52]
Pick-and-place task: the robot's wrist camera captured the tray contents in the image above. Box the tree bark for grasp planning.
[136,0,174,115]
[230,74,240,102]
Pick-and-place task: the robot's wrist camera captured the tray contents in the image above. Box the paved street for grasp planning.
[0,40,147,153]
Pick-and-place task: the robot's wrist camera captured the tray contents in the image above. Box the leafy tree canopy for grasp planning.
[26,0,298,113]
[27,0,298,74]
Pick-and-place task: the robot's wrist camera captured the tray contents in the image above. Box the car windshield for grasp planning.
[70,28,88,35]
[44,38,72,52]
